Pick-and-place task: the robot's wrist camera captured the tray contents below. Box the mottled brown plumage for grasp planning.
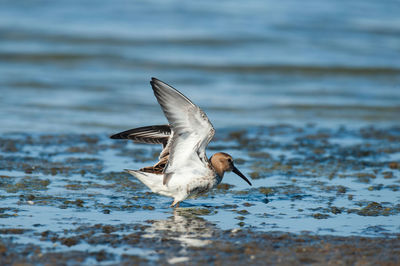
[110,124,172,174]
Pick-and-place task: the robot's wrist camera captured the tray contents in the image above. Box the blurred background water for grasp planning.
[1,0,399,133]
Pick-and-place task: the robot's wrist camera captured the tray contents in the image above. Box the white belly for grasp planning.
[167,172,221,202]
[127,168,221,203]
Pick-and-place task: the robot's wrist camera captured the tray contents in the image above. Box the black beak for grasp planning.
[232,165,252,186]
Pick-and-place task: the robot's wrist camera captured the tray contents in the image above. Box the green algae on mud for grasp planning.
[0,125,399,264]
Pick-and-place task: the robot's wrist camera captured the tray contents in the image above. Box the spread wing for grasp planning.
[150,77,215,185]
[110,125,171,147]
[110,125,172,161]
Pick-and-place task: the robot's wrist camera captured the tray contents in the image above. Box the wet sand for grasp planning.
[0,125,399,264]
[1,225,399,265]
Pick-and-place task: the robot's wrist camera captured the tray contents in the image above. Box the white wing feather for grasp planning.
[150,78,215,185]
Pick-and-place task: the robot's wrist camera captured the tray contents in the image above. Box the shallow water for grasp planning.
[0,126,399,264]
[1,0,400,264]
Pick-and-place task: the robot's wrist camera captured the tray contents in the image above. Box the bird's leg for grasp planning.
[170,200,180,208]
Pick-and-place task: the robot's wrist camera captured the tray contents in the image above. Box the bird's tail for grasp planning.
[125,169,172,197]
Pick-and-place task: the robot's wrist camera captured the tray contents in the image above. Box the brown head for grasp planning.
[210,152,252,186]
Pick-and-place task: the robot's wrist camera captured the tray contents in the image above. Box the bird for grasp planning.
[110,78,252,207]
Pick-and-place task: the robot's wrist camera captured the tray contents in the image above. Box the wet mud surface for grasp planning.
[1,223,399,265]
[0,125,399,264]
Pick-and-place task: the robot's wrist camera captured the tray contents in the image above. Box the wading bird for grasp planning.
[111,78,251,207]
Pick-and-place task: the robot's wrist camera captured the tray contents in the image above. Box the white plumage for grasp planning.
[111,78,251,207]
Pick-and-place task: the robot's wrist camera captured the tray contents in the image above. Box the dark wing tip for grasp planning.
[149,79,159,94]
[150,78,162,90]
[150,77,173,92]
[150,77,160,87]
[110,133,122,139]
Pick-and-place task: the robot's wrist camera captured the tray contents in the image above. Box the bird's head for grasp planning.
[210,152,252,186]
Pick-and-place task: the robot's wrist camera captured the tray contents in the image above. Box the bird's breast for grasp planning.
[186,174,219,198]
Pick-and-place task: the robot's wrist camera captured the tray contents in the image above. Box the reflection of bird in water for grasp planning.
[143,209,215,248]
[111,78,252,207]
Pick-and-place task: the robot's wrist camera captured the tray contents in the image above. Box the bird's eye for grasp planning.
[228,158,233,163]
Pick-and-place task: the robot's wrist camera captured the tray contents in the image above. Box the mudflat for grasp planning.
[1,125,399,264]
